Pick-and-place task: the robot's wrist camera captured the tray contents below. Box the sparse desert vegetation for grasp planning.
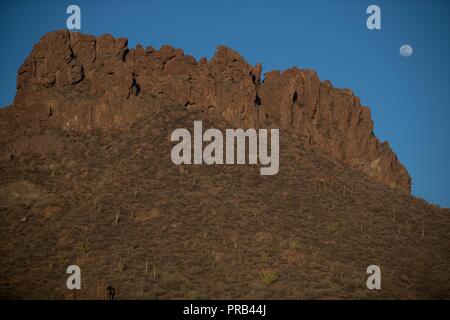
[0,109,449,299]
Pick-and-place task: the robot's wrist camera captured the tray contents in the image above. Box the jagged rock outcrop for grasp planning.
[5,30,411,192]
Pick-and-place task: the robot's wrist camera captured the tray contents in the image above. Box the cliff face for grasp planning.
[8,30,410,192]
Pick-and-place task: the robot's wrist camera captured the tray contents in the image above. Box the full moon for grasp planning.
[399,44,413,57]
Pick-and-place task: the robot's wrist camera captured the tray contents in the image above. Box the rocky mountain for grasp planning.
[1,31,448,299]
[3,30,410,192]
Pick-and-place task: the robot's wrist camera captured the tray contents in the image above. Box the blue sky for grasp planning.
[0,0,449,207]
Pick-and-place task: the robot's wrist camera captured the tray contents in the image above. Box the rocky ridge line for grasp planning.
[4,30,411,192]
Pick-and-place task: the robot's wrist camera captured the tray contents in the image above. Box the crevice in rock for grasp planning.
[290,91,298,125]
[122,48,130,62]
[129,73,141,97]
[254,94,261,107]
[92,39,97,63]
[72,65,85,85]
[292,91,298,106]
[162,55,176,71]
[67,32,76,63]
[312,88,320,119]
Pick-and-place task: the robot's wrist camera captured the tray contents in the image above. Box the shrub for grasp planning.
[260,269,278,285]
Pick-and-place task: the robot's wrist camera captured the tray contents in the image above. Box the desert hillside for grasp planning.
[0,31,449,299]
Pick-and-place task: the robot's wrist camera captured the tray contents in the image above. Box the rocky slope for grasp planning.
[0,107,449,299]
[4,30,410,192]
[2,30,448,300]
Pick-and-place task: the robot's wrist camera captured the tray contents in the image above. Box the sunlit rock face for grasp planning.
[6,30,411,192]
